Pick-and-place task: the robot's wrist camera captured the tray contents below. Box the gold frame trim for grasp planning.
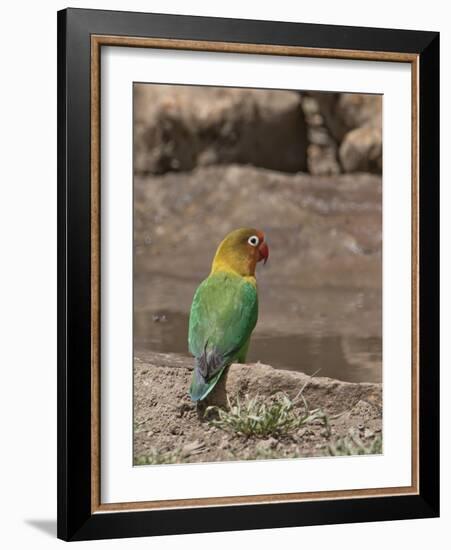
[90,35,420,514]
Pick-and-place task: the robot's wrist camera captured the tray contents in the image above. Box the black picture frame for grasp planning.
[57,7,439,541]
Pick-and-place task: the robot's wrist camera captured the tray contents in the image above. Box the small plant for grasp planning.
[205,390,329,438]
[327,432,382,456]
[238,447,305,461]
[135,448,183,465]
[135,440,206,465]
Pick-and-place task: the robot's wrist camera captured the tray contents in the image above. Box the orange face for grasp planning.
[245,229,269,265]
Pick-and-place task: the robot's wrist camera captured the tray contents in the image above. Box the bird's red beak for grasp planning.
[258,241,269,265]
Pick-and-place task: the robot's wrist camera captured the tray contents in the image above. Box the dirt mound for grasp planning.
[133,352,382,465]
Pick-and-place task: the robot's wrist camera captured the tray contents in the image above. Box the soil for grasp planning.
[133,351,382,465]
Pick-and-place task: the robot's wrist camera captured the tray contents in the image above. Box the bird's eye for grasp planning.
[248,235,259,247]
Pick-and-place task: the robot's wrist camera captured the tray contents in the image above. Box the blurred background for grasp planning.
[133,84,382,383]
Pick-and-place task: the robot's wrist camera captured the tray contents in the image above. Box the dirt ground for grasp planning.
[133,351,382,465]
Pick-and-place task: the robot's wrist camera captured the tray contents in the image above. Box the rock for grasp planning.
[301,95,341,176]
[337,94,382,131]
[308,92,382,174]
[307,143,341,176]
[134,351,382,416]
[207,361,381,414]
[310,93,381,142]
[134,84,307,174]
[307,92,348,143]
[339,126,382,173]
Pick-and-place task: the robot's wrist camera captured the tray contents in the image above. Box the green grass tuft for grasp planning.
[235,447,304,461]
[327,433,382,456]
[205,390,329,438]
[135,448,182,465]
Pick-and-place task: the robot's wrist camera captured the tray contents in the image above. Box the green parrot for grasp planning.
[188,228,269,401]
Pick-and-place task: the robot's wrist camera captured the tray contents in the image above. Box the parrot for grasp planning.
[188,227,269,402]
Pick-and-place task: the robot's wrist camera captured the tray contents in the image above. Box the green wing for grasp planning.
[188,272,258,401]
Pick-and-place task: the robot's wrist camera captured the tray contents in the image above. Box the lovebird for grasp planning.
[188,228,269,402]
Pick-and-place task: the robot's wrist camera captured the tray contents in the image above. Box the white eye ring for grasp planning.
[248,235,259,247]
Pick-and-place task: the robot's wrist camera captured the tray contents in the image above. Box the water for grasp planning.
[134,310,382,383]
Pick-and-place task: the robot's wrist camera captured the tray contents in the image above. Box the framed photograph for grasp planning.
[57,8,439,541]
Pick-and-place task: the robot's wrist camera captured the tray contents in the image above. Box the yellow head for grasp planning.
[211,228,269,278]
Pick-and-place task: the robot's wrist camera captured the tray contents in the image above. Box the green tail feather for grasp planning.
[189,365,227,402]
